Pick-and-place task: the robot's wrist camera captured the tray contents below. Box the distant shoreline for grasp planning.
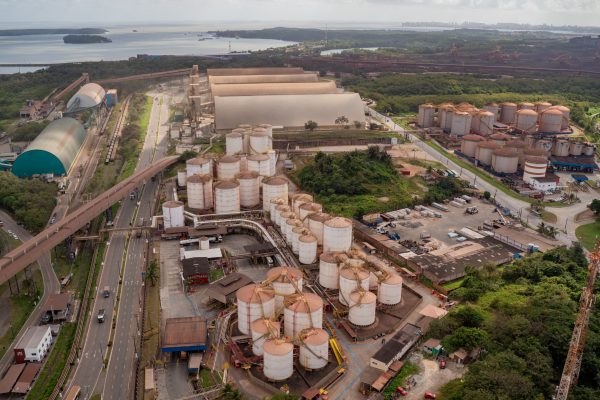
[0,28,107,36]
[63,34,112,44]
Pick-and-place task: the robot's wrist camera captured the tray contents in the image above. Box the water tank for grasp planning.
[199,236,210,250]
[570,141,584,156]
[491,148,519,174]
[274,205,291,227]
[417,104,435,128]
[378,274,403,305]
[482,102,499,120]
[450,111,472,136]
[251,319,280,356]
[214,180,240,214]
[339,267,369,306]
[475,141,501,165]
[499,102,517,124]
[162,200,185,229]
[285,218,303,244]
[267,266,303,312]
[515,109,538,133]
[523,147,548,160]
[217,155,241,180]
[249,132,271,155]
[539,109,562,133]
[323,217,353,253]
[226,132,244,155]
[262,176,289,211]
[460,135,484,157]
[236,284,275,334]
[535,139,553,154]
[263,339,293,381]
[307,212,331,245]
[299,328,329,370]
[348,291,377,326]
[477,110,495,136]
[267,150,277,177]
[523,156,548,184]
[236,171,260,208]
[177,170,187,187]
[284,293,323,337]
[489,133,510,147]
[440,105,454,131]
[518,102,535,110]
[551,105,570,130]
[551,140,569,157]
[299,202,323,222]
[258,123,273,137]
[187,174,213,210]
[238,124,252,129]
[583,144,596,156]
[186,156,212,176]
[535,101,552,114]
[291,226,306,255]
[319,252,345,289]
[504,140,528,167]
[524,135,537,148]
[291,193,314,215]
[298,234,318,264]
[247,154,271,177]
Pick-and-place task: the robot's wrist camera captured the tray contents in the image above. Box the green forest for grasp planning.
[431,246,600,399]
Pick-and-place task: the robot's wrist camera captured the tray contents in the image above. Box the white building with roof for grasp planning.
[14,325,52,363]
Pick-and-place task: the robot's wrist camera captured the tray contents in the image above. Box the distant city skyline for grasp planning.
[0,0,599,27]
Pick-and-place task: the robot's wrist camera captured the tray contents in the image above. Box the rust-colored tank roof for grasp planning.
[258,123,273,129]
[523,148,548,156]
[236,171,260,179]
[292,226,308,234]
[276,204,291,212]
[187,173,212,183]
[214,180,239,189]
[219,155,240,163]
[308,212,331,223]
[320,252,344,264]
[187,157,210,165]
[238,124,252,129]
[453,111,469,116]
[270,197,286,205]
[299,234,317,243]
[478,141,502,149]
[291,193,313,202]
[383,273,404,285]
[287,292,323,313]
[542,108,563,116]
[267,266,303,283]
[535,101,552,106]
[286,217,302,226]
[549,105,570,112]
[519,102,534,107]
[516,109,537,116]
[350,290,377,304]
[420,103,435,108]
[252,127,267,133]
[231,128,246,134]
[236,284,274,303]
[300,202,323,212]
[251,318,281,335]
[462,134,484,141]
[263,339,293,355]
[163,200,184,208]
[302,328,329,345]
[478,110,495,116]
[524,156,548,164]
[227,132,243,138]
[250,132,268,138]
[493,148,518,157]
[490,133,510,140]
[505,140,528,148]
[247,154,269,161]
[325,217,352,228]
[263,176,288,185]
[500,102,517,107]
[340,267,369,281]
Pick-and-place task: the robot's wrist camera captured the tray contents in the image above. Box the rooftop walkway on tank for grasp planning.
[0,156,178,286]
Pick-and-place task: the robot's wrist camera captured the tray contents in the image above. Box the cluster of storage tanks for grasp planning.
[418,101,571,135]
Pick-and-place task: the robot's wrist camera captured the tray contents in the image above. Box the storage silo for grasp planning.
[523,147,548,159]
[477,110,495,136]
[522,156,548,184]
[217,155,241,180]
[236,284,275,334]
[491,148,519,174]
[267,266,303,312]
[298,234,318,264]
[307,212,331,245]
[299,328,330,370]
[284,293,323,337]
[489,133,510,147]
[267,150,277,177]
[187,174,213,210]
[214,180,240,214]
[450,111,472,136]
[291,226,306,255]
[274,205,291,227]
[439,104,455,131]
[417,103,435,128]
[247,153,271,176]
[299,202,323,222]
[550,105,570,130]
[499,102,518,124]
[482,102,499,120]
[226,132,244,155]
[186,156,212,176]
[262,176,289,212]
[258,123,273,137]
[515,109,538,133]
[583,144,596,156]
[269,197,286,220]
[291,193,314,215]
[570,141,584,156]
[539,109,563,133]
[504,140,528,167]
[338,267,370,306]
[475,141,501,165]
[460,135,484,157]
[236,171,260,208]
[285,218,304,244]
[470,112,481,133]
[249,132,271,155]
[535,101,552,114]
[250,319,280,356]
[535,139,553,154]
[238,124,252,130]
[348,291,377,326]
[263,339,294,381]
[177,170,187,187]
[518,102,535,110]
[319,252,344,289]
[162,200,185,229]
[323,217,353,253]
[378,274,403,305]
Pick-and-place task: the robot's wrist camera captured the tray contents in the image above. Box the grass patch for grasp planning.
[382,362,419,399]
[199,368,218,388]
[0,289,39,361]
[209,268,225,282]
[539,210,558,224]
[140,254,160,370]
[575,220,600,251]
[441,278,465,292]
[119,95,152,181]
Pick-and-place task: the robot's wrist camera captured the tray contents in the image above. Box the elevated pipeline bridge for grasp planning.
[0,156,178,285]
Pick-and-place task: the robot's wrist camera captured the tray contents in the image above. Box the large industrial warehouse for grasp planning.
[65,82,106,114]
[11,117,87,177]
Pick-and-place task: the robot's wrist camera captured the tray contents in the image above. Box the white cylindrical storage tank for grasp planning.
[570,142,584,156]
[551,105,570,130]
[284,218,303,244]
[475,141,501,166]
[263,340,293,381]
[518,102,535,111]
[267,266,303,313]
[319,252,344,290]
[535,101,552,114]
[298,234,317,264]
[348,291,377,327]
[482,103,499,120]
[247,154,271,177]
[499,102,517,124]
[226,132,244,155]
[553,140,571,157]
[299,328,329,370]
[269,197,286,220]
[450,111,472,136]
[291,227,306,255]
[162,200,185,229]
[584,144,596,156]
[439,105,454,131]
[523,147,548,160]
[262,176,289,211]
[186,156,212,176]
[417,104,435,128]
[477,110,495,136]
[279,212,295,232]
[515,109,538,133]
[284,293,323,337]
[214,180,240,214]
[378,274,403,305]
[217,155,241,180]
[199,236,210,250]
[251,319,280,356]
[523,156,548,184]
[323,217,353,253]
[489,133,510,147]
[267,150,277,177]
[258,123,273,137]
[535,139,553,154]
[275,205,291,227]
[177,170,187,187]
[236,171,260,208]
[338,267,370,306]
[540,109,563,133]
[307,212,331,245]
[291,193,314,215]
[491,148,519,174]
[236,284,275,335]
[460,135,484,157]
[504,140,528,167]
[187,174,213,210]
[249,133,270,155]
[524,135,537,148]
[299,202,323,222]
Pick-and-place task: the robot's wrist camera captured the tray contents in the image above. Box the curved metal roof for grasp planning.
[66,83,106,112]
[12,117,86,177]
[210,82,337,97]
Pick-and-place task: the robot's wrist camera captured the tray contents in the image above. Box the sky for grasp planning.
[0,0,598,27]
